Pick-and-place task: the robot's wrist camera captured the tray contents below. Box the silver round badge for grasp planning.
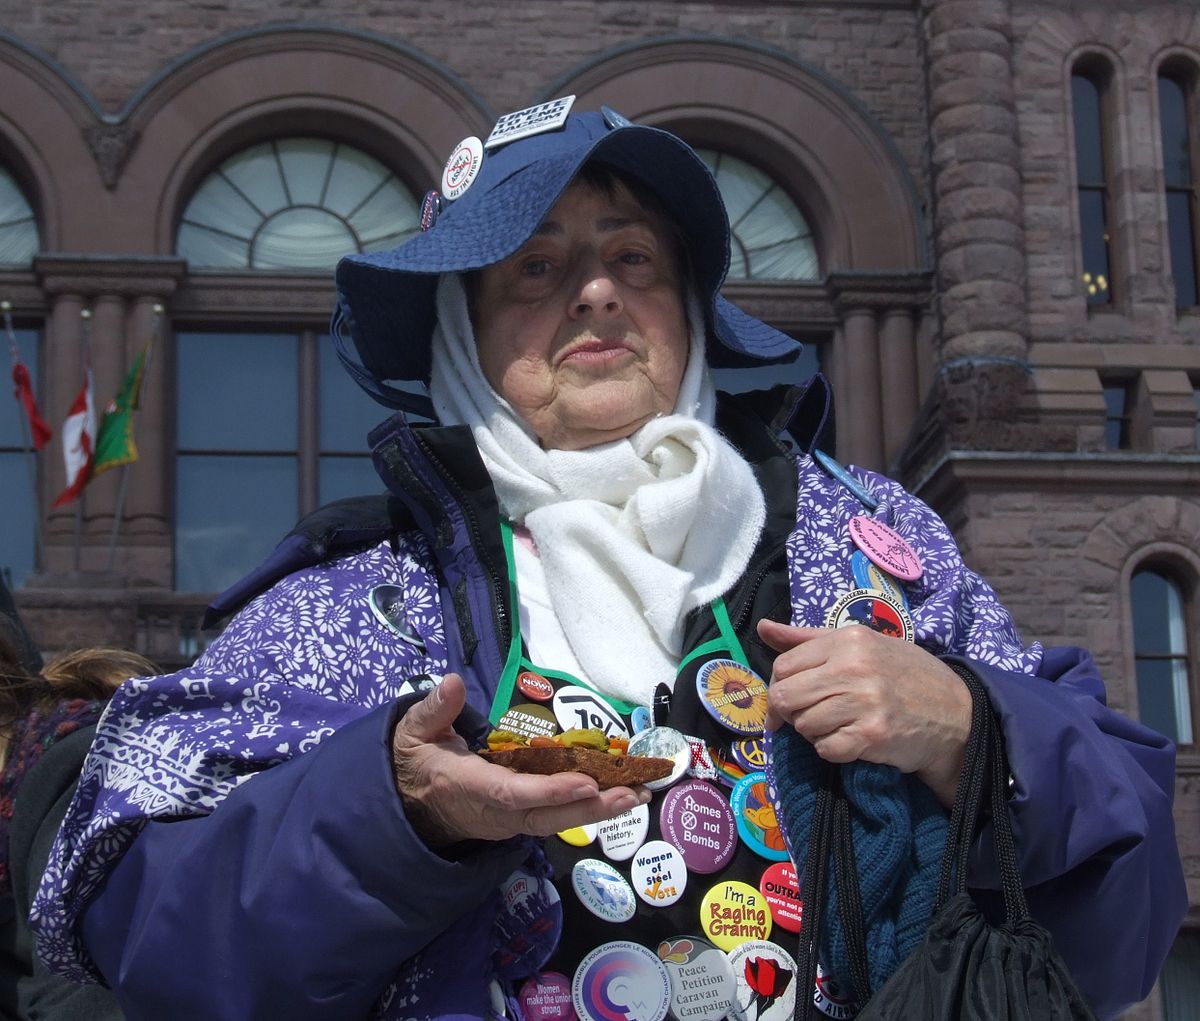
[367,585,426,648]
[627,726,691,791]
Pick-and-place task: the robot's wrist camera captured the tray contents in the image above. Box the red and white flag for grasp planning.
[52,370,95,508]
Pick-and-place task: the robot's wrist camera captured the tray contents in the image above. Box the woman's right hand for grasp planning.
[391,672,648,849]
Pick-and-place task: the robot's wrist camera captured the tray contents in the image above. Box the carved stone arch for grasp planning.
[0,33,104,249]
[90,26,495,255]
[540,36,926,273]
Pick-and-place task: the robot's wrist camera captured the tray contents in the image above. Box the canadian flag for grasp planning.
[52,370,96,508]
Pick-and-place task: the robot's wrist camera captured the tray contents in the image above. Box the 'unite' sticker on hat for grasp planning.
[441,136,483,200]
[486,95,576,149]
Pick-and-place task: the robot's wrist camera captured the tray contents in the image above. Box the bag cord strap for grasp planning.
[793,665,1030,1018]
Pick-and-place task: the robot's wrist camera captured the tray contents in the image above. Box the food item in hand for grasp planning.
[480,728,674,790]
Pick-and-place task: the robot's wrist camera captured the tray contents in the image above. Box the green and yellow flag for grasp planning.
[91,346,147,477]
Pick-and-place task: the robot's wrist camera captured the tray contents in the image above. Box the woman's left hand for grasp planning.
[756,619,972,807]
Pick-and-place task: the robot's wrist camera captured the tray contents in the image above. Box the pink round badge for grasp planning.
[847,516,923,581]
[519,972,576,1021]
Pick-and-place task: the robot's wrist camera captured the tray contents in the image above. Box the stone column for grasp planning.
[840,307,884,471]
[921,0,1031,449]
[827,273,932,473]
[879,309,918,468]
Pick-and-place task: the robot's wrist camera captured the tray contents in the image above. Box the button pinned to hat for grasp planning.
[601,105,634,130]
[485,95,576,150]
[440,136,484,201]
[419,190,442,231]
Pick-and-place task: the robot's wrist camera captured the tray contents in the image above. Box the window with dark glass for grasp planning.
[1072,70,1114,305]
[174,331,384,593]
[1161,928,1200,1021]
[1159,72,1199,308]
[1131,568,1194,746]
[0,325,41,588]
[1102,380,1132,450]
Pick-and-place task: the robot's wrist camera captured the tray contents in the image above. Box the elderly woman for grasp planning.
[31,106,1183,1021]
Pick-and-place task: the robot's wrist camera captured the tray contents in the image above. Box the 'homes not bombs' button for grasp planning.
[659,781,737,874]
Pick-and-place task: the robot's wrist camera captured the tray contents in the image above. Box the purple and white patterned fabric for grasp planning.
[31,452,1043,1012]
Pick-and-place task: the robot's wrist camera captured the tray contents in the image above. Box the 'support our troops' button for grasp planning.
[659,781,738,874]
[572,941,671,1021]
[700,880,773,952]
[497,702,559,741]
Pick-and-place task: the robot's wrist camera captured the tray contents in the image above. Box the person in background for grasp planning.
[30,103,1186,1021]
[1,575,150,1020]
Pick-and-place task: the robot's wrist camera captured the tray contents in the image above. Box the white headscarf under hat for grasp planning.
[430,274,765,705]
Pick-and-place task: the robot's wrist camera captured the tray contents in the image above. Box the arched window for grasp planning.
[1158,68,1199,308]
[1071,64,1115,306]
[1131,567,1195,745]
[695,149,818,281]
[0,164,39,266]
[177,138,420,270]
[171,138,416,592]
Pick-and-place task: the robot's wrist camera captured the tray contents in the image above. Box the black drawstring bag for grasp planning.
[794,668,1098,1020]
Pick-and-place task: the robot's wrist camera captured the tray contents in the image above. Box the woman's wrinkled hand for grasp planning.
[756,618,971,807]
[391,672,649,848]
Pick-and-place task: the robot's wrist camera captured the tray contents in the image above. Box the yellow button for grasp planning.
[557,823,598,847]
[700,880,773,952]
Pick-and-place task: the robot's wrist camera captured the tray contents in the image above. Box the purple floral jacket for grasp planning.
[29,393,1185,1021]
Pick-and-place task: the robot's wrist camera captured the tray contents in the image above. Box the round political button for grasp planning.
[850,550,909,610]
[824,588,914,642]
[631,706,653,734]
[494,867,563,979]
[367,585,426,647]
[730,772,789,862]
[553,685,629,740]
[813,965,857,1019]
[572,859,637,923]
[729,736,766,773]
[518,669,556,702]
[597,804,649,862]
[758,862,802,933]
[441,135,483,200]
[626,727,690,791]
[573,941,671,1021]
[498,702,559,742]
[848,515,923,581]
[558,822,598,848]
[659,781,738,874]
[520,972,576,1021]
[695,659,768,735]
[655,937,736,1021]
[726,940,797,1021]
[700,880,773,952]
[630,840,687,908]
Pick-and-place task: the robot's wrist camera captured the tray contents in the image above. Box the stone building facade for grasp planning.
[0,0,1195,1015]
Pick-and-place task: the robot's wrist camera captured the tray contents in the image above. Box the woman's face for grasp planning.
[472,178,689,451]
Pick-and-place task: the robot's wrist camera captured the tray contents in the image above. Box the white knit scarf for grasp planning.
[429,274,765,705]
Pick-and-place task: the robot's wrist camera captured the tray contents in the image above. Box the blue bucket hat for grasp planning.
[332,102,802,414]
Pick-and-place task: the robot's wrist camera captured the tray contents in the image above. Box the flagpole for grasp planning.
[106,303,162,571]
[73,307,91,574]
[2,300,44,572]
